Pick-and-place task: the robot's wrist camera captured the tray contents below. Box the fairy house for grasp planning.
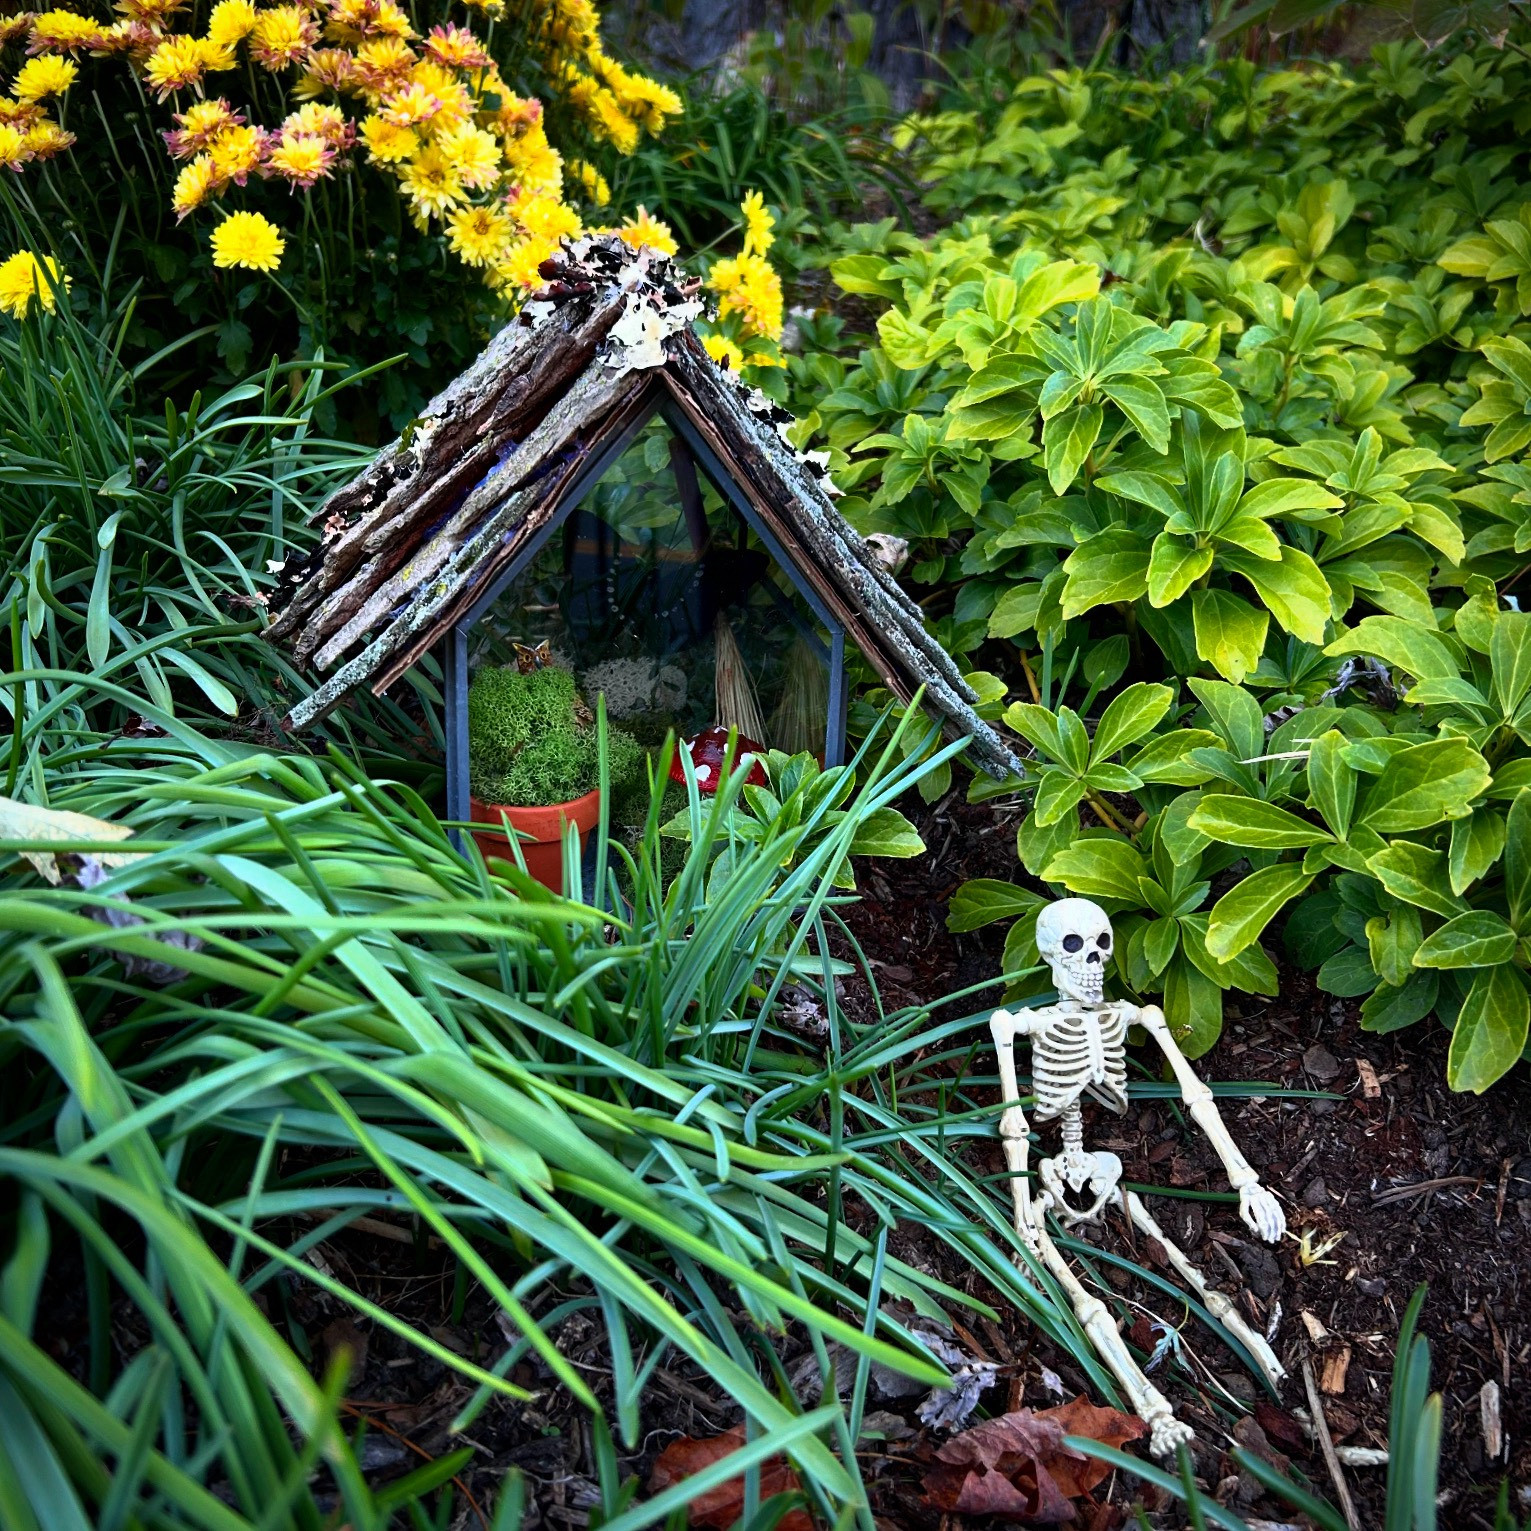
[263,234,1020,827]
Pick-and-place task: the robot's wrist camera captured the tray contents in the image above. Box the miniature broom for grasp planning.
[769,631,827,758]
[714,613,767,745]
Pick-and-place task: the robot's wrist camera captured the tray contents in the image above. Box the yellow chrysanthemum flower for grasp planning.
[617,205,676,258]
[250,6,316,69]
[707,251,783,342]
[570,159,610,206]
[437,122,499,189]
[293,49,358,99]
[381,80,445,129]
[27,10,104,50]
[12,56,78,104]
[495,233,558,291]
[501,126,561,193]
[399,144,463,218]
[0,250,69,318]
[172,153,219,218]
[447,202,513,266]
[740,190,773,259]
[266,133,332,187]
[22,120,75,159]
[118,0,188,26]
[144,36,234,99]
[207,123,264,183]
[210,210,284,271]
[206,0,257,46]
[702,333,745,372]
[359,114,418,163]
[513,190,579,243]
[0,124,30,171]
[283,102,349,143]
[585,85,638,154]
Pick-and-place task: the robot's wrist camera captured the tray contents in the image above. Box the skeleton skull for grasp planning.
[1036,898,1113,1005]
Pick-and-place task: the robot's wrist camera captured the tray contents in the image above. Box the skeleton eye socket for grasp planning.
[1097,933,1111,949]
[1062,934,1084,953]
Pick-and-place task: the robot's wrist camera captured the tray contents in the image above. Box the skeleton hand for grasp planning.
[1239,1183,1286,1243]
[1148,1414,1195,1459]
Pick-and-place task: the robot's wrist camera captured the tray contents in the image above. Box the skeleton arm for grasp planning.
[1134,1004,1286,1244]
[990,1007,1041,1250]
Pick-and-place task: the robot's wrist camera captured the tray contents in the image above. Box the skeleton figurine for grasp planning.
[991,898,1287,1457]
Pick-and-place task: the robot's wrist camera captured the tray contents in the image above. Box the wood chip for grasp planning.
[1320,1345,1352,1395]
[1480,1379,1502,1460]
[1355,1059,1381,1099]
[1301,1310,1330,1344]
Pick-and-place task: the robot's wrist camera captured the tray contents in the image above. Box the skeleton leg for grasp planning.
[1120,1189,1287,1389]
[1024,1201,1194,1458]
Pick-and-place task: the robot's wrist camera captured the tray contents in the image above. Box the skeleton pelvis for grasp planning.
[1036,1150,1124,1227]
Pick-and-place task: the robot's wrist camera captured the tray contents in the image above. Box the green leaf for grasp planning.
[1367,841,1467,919]
[1041,838,1148,903]
[1414,910,1518,969]
[1043,403,1104,495]
[1491,611,1531,717]
[1018,807,1077,878]
[1319,943,1380,997]
[1360,971,1438,1034]
[1147,536,1213,608]
[1090,683,1174,764]
[1236,478,1344,519]
[1447,964,1530,1094]
[1100,376,1171,454]
[1186,676,1265,763]
[1191,589,1269,684]
[1097,470,1186,520]
[1359,739,1491,833]
[1124,730,1223,786]
[1222,546,1331,645]
[1325,615,1458,681]
[848,808,925,859]
[1205,864,1315,960]
[1366,906,1422,988]
[947,879,1045,933]
[1060,528,1152,617]
[1505,788,1531,930]
[1187,796,1332,849]
[1004,703,1066,762]
[1144,915,1181,976]
[1306,730,1356,841]
[1448,807,1506,895]
[1161,955,1224,1058]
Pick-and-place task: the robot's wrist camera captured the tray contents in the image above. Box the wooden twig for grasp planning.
[1301,1353,1360,1531]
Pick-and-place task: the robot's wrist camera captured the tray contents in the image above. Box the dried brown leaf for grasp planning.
[648,1426,812,1531]
[923,1398,1146,1522]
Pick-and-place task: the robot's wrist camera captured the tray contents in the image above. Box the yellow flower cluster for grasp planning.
[2,0,681,292]
[506,0,680,157]
[0,248,69,318]
[0,48,77,171]
[704,193,786,361]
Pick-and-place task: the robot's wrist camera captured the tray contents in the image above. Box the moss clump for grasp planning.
[469,665,640,807]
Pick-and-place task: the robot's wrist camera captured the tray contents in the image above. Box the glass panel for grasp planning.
[466,416,831,778]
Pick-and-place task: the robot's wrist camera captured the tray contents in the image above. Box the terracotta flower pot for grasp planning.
[469,787,602,895]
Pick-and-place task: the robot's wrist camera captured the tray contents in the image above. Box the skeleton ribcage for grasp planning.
[1032,1008,1129,1120]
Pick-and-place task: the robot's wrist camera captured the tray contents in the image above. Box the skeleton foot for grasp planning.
[1122,1189,1287,1389]
[1025,1205,1193,1455]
